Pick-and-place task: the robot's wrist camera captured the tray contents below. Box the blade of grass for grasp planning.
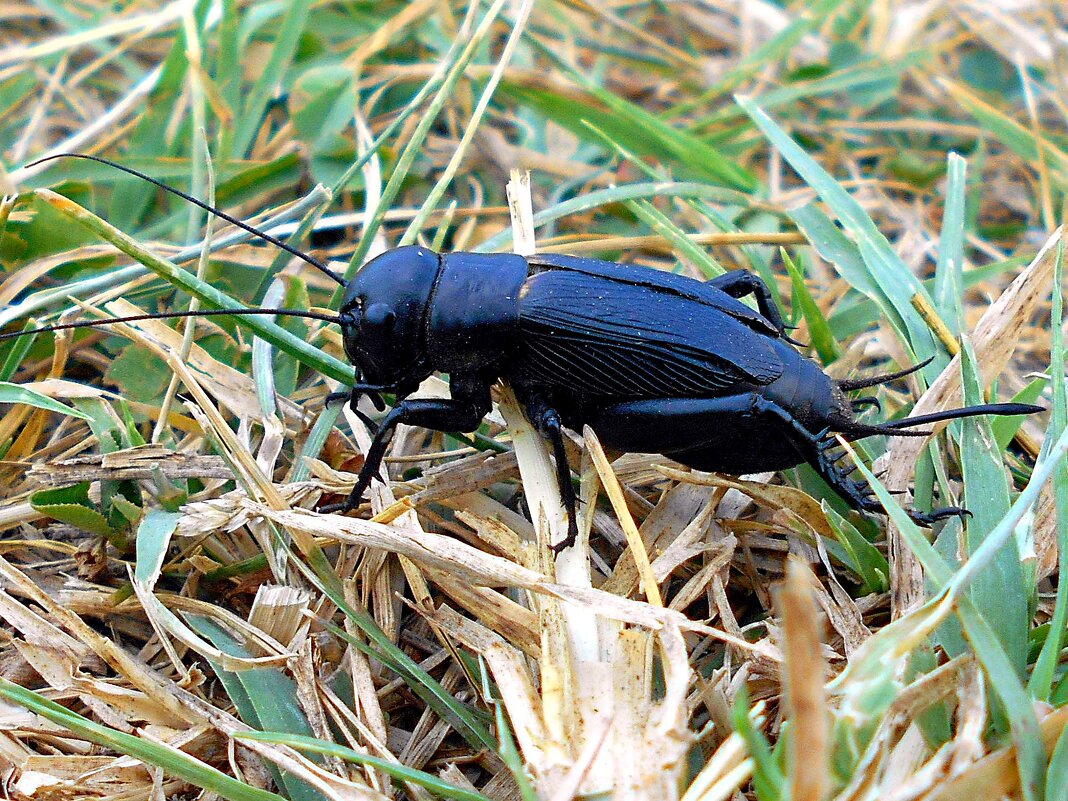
[846,427,1068,801]
[230,0,312,158]
[581,117,792,309]
[501,76,755,191]
[1030,239,1066,700]
[732,695,782,801]
[821,505,889,594]
[289,403,340,483]
[237,731,492,801]
[483,657,537,801]
[340,0,509,284]
[627,198,725,277]
[669,0,847,116]
[0,677,286,801]
[0,381,93,420]
[186,614,328,801]
[0,184,332,329]
[739,97,944,375]
[310,610,496,753]
[109,0,212,231]
[781,249,840,363]
[475,181,752,253]
[399,0,534,244]
[993,378,1049,453]
[959,338,1029,675]
[0,323,37,381]
[828,255,1029,342]
[520,38,757,191]
[934,153,967,336]
[695,56,922,130]
[942,78,1068,186]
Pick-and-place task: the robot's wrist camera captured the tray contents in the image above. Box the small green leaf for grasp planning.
[0,381,92,420]
[732,689,783,801]
[32,502,112,537]
[32,481,92,507]
[781,249,840,363]
[110,496,143,527]
[134,509,182,584]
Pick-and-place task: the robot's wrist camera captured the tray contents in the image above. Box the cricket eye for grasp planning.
[364,303,396,331]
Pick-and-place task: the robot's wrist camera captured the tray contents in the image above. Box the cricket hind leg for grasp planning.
[808,427,968,526]
[733,397,968,527]
[522,393,580,553]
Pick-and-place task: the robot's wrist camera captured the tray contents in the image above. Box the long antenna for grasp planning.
[23,153,346,286]
[0,307,341,343]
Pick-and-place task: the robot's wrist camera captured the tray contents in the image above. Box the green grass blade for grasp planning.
[994,377,1049,453]
[289,403,340,483]
[627,198,724,277]
[740,97,942,370]
[0,678,285,801]
[487,670,537,801]
[821,505,889,594]
[827,255,1029,341]
[238,731,492,801]
[108,9,202,231]
[502,75,756,191]
[959,339,1029,675]
[945,81,1068,186]
[0,183,332,329]
[1047,720,1068,801]
[475,181,751,253]
[230,0,312,158]
[848,424,1068,801]
[312,612,496,753]
[186,614,328,801]
[934,154,967,336]
[781,248,840,363]
[790,202,911,344]
[671,0,847,115]
[341,0,509,282]
[695,57,919,129]
[0,381,93,420]
[732,692,783,801]
[1030,240,1067,700]
[0,322,38,381]
[133,508,181,583]
[400,0,533,245]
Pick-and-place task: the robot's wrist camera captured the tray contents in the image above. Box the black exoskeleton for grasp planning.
[1,156,1041,554]
[325,245,1040,551]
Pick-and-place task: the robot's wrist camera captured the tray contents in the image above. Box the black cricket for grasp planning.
[4,156,1042,552]
[329,246,1038,550]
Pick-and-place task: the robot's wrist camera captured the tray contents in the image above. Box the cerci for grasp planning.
[328,245,1040,551]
